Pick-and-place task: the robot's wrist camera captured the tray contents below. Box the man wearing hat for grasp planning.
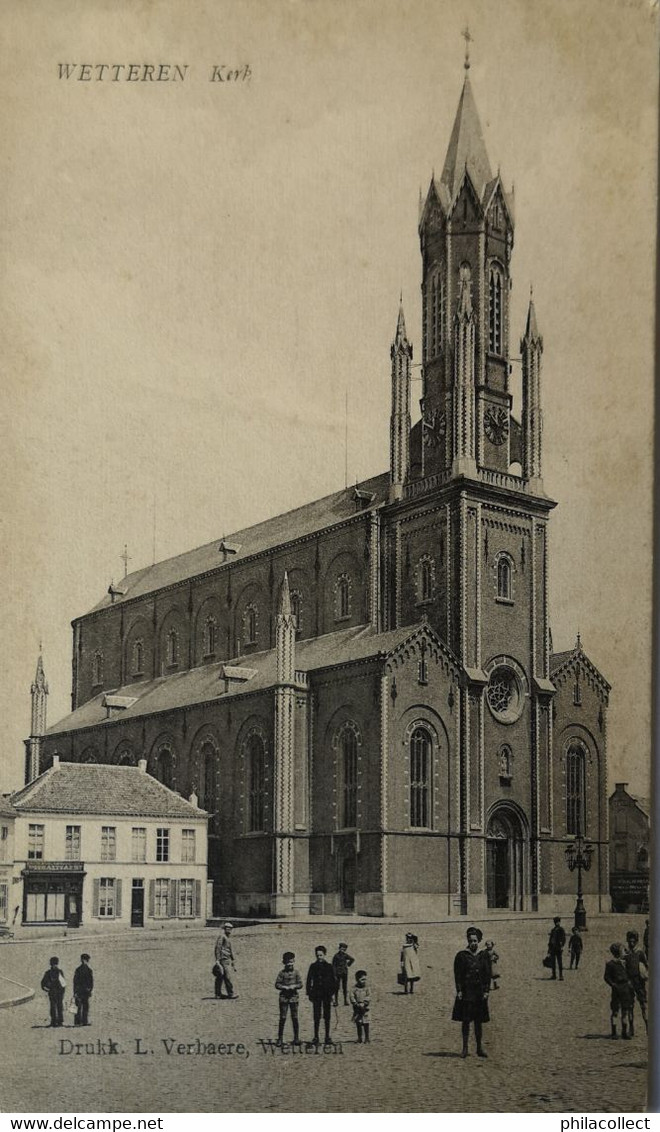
[548,916,566,981]
[73,953,94,1026]
[40,956,66,1028]
[274,951,303,1045]
[214,922,238,999]
[452,927,490,1058]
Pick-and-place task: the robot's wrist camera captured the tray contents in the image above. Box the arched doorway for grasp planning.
[486,805,527,910]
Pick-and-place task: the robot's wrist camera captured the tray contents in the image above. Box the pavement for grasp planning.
[0,914,648,1113]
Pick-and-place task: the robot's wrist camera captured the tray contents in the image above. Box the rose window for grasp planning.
[486,665,524,724]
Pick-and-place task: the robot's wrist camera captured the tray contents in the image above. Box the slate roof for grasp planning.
[46,622,456,738]
[0,795,17,819]
[11,762,207,819]
[88,471,390,614]
[440,74,493,203]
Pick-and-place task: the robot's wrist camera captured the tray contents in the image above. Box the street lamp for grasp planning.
[564,816,594,930]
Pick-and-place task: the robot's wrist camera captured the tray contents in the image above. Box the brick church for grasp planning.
[26,62,610,919]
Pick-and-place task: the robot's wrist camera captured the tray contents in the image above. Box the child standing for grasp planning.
[484,940,500,990]
[349,969,371,1044]
[274,951,303,1045]
[568,926,584,970]
[332,942,354,1006]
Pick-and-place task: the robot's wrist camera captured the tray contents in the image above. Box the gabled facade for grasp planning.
[28,62,610,919]
[11,759,208,931]
[609,782,650,912]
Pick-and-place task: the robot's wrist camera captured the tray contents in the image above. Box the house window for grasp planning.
[204,617,217,657]
[101,826,116,862]
[181,829,196,863]
[244,605,258,646]
[166,629,178,667]
[566,743,586,835]
[489,264,504,355]
[132,639,144,675]
[65,825,81,861]
[99,878,115,918]
[496,555,513,601]
[92,651,103,687]
[0,882,7,922]
[26,890,65,922]
[178,879,194,918]
[131,827,147,863]
[410,727,431,828]
[0,825,8,864]
[154,878,169,918]
[247,733,266,832]
[156,828,170,863]
[341,728,358,829]
[335,574,351,621]
[28,824,44,860]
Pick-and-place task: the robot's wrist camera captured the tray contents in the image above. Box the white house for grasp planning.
[0,796,17,932]
[10,758,209,930]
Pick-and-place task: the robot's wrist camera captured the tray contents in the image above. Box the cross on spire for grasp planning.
[462,25,472,71]
[120,544,132,578]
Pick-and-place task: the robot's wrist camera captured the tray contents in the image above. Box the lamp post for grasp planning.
[564,816,594,930]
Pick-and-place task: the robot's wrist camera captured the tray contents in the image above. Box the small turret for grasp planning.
[276,572,296,684]
[521,292,544,486]
[26,649,49,783]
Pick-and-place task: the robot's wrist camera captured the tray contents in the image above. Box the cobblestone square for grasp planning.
[0,915,648,1112]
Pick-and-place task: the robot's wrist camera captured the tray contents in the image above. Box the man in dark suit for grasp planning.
[548,917,567,980]
[73,953,94,1026]
[306,945,337,1046]
[40,956,65,1028]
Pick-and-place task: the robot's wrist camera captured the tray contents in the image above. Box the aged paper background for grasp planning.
[0,0,656,1116]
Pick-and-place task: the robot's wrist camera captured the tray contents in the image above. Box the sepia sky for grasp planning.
[0,0,656,797]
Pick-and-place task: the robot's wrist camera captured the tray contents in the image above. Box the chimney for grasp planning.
[189,790,198,807]
[52,755,60,768]
[138,759,147,773]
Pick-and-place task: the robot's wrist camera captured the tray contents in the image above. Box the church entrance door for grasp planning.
[486,807,526,910]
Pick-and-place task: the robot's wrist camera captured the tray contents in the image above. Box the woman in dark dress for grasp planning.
[452,927,490,1058]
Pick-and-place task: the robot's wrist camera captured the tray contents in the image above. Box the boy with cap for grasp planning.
[548,916,566,980]
[275,951,303,1045]
[214,922,238,999]
[332,942,354,1006]
[306,945,338,1046]
[73,953,94,1026]
[349,969,371,1043]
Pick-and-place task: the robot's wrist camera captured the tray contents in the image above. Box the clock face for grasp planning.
[484,406,509,446]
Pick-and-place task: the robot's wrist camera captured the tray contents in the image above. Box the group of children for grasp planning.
[604,928,649,1041]
[274,942,369,1046]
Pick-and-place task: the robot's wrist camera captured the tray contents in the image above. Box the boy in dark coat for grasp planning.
[40,956,65,1028]
[332,942,354,1006]
[452,927,490,1058]
[568,927,583,970]
[73,953,94,1026]
[624,930,648,1033]
[604,943,635,1039]
[306,945,337,1046]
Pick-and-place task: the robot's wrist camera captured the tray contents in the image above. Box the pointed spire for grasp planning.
[32,650,48,695]
[440,72,493,203]
[394,296,408,345]
[279,571,292,618]
[575,631,582,652]
[523,292,542,345]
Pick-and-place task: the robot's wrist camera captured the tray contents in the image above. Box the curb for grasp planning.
[0,976,35,1010]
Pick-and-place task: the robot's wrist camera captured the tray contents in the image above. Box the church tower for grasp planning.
[25,650,48,783]
[415,44,516,481]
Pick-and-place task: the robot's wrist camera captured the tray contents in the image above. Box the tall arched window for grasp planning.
[156,747,174,790]
[566,743,586,835]
[132,639,144,675]
[497,556,512,601]
[92,651,104,687]
[489,264,503,355]
[204,617,217,657]
[421,559,433,602]
[247,734,266,832]
[336,575,351,620]
[291,591,302,635]
[244,605,258,646]
[166,629,178,667]
[198,740,217,813]
[342,729,358,828]
[429,273,445,357]
[410,727,431,828]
